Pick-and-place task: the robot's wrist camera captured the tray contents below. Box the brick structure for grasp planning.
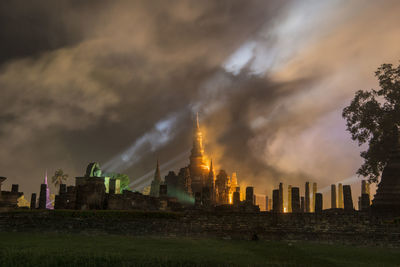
[30,193,36,209]
[291,187,300,213]
[315,193,323,213]
[279,183,284,213]
[372,129,400,212]
[273,189,279,213]
[38,184,47,209]
[331,184,337,209]
[338,183,344,209]
[246,187,254,204]
[343,185,353,211]
[305,182,310,212]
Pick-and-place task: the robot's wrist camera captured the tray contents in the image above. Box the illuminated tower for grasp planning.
[44,170,53,210]
[229,172,238,204]
[189,113,208,193]
[331,184,337,208]
[150,160,162,197]
[312,182,317,212]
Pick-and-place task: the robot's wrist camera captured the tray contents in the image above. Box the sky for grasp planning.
[0,0,399,208]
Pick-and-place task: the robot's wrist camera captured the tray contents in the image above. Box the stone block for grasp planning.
[343,185,353,211]
[315,193,323,213]
[291,187,300,213]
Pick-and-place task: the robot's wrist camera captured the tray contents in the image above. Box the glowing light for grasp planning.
[284,207,287,213]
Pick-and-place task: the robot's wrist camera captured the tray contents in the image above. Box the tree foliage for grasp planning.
[51,169,68,188]
[342,63,400,182]
[105,173,130,191]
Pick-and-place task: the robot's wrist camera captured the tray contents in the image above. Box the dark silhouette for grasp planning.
[343,63,400,182]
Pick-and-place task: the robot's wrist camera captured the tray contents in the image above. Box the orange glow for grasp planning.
[229,193,233,204]
[284,207,287,213]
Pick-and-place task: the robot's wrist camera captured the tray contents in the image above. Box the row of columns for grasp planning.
[265,182,361,213]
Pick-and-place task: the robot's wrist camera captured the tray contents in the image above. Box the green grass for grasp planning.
[0,232,398,266]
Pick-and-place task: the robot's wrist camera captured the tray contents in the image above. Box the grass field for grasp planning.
[0,232,399,266]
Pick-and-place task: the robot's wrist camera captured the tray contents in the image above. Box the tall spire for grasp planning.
[154,159,161,182]
[44,170,53,209]
[196,112,200,129]
[189,112,208,193]
[190,112,204,158]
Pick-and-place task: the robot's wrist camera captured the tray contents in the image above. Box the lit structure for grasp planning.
[189,113,210,194]
[338,183,344,208]
[157,113,242,206]
[312,182,317,213]
[44,171,53,210]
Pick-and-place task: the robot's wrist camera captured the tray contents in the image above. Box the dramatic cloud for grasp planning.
[0,0,399,208]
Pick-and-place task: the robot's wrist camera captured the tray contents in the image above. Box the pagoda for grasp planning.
[372,128,400,213]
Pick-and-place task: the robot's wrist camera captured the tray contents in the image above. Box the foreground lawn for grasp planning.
[0,232,398,266]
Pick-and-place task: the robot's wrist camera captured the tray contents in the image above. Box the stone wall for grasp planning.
[1,210,399,246]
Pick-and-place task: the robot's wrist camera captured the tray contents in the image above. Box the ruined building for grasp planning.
[53,162,176,211]
[151,113,245,207]
[0,177,23,211]
[149,160,162,197]
[372,128,400,212]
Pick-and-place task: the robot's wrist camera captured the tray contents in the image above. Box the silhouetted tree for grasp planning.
[51,169,68,189]
[343,63,400,182]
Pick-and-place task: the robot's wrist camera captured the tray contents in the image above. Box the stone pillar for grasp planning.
[194,192,202,206]
[265,196,269,211]
[30,193,36,209]
[338,183,344,208]
[343,185,353,211]
[331,184,337,209]
[300,196,305,212]
[272,189,279,213]
[361,180,367,194]
[59,184,67,194]
[278,183,284,213]
[202,187,211,207]
[305,182,310,212]
[0,177,5,196]
[361,180,370,205]
[246,187,254,204]
[11,184,19,193]
[159,184,167,197]
[38,184,47,209]
[312,182,317,212]
[109,179,116,194]
[361,193,370,211]
[291,187,300,213]
[315,193,323,213]
[288,185,292,213]
[233,191,240,206]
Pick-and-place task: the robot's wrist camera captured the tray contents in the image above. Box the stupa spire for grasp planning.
[154,159,161,182]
